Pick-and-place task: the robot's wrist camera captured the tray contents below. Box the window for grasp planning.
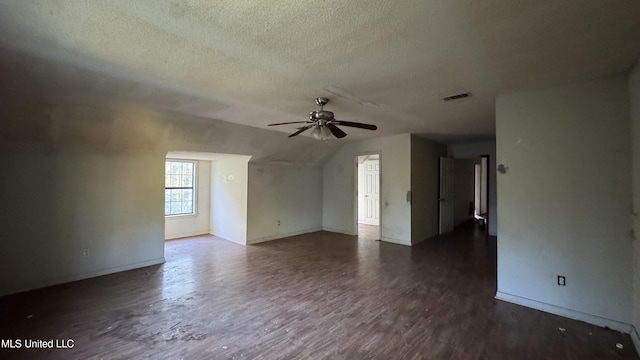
[165,160,196,216]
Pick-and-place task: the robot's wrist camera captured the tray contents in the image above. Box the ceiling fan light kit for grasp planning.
[268,98,378,140]
[311,124,332,140]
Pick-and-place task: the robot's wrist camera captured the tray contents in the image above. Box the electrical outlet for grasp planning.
[277,220,281,226]
[82,249,90,257]
[557,275,566,286]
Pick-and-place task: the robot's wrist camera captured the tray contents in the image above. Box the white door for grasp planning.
[363,159,380,225]
[439,157,455,234]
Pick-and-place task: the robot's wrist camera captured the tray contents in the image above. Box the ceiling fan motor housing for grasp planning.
[310,110,334,121]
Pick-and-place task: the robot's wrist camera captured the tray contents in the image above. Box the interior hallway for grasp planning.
[0,225,636,359]
[358,223,380,241]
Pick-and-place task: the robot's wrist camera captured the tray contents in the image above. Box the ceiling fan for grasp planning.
[268,97,378,140]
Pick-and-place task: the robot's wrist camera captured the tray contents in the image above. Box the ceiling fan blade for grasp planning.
[288,125,314,137]
[268,121,314,126]
[327,124,347,138]
[333,120,377,131]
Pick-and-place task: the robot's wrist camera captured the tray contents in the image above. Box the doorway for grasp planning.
[473,155,489,233]
[164,151,251,244]
[442,155,490,235]
[439,157,455,234]
[356,154,381,240]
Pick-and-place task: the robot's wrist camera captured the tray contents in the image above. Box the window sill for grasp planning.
[165,213,198,220]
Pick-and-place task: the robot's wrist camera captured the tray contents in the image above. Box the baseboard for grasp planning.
[248,227,323,244]
[381,236,412,247]
[322,227,357,236]
[631,326,640,356]
[1,257,166,298]
[165,231,209,240]
[412,232,439,246]
[76,257,166,281]
[495,291,632,334]
[210,233,246,245]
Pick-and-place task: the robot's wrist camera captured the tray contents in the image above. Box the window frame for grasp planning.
[164,159,197,217]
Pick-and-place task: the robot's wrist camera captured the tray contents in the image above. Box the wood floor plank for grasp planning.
[0,223,637,359]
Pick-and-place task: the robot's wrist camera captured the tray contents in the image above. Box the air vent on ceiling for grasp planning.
[443,92,470,101]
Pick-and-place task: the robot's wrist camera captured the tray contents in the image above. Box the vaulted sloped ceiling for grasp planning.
[0,0,638,148]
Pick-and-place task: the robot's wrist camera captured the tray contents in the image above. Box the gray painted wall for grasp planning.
[496,76,633,329]
[247,164,323,244]
[448,141,497,236]
[0,151,165,296]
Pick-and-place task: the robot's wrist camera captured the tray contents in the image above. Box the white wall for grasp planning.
[164,159,211,240]
[448,141,497,236]
[411,135,447,244]
[496,76,633,330]
[323,134,412,245]
[453,159,476,226]
[210,157,250,244]
[0,151,165,296]
[629,59,640,347]
[247,164,323,244]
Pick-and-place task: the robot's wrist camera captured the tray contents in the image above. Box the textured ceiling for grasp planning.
[0,0,639,143]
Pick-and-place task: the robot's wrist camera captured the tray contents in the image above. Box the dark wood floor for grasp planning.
[0,223,637,359]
